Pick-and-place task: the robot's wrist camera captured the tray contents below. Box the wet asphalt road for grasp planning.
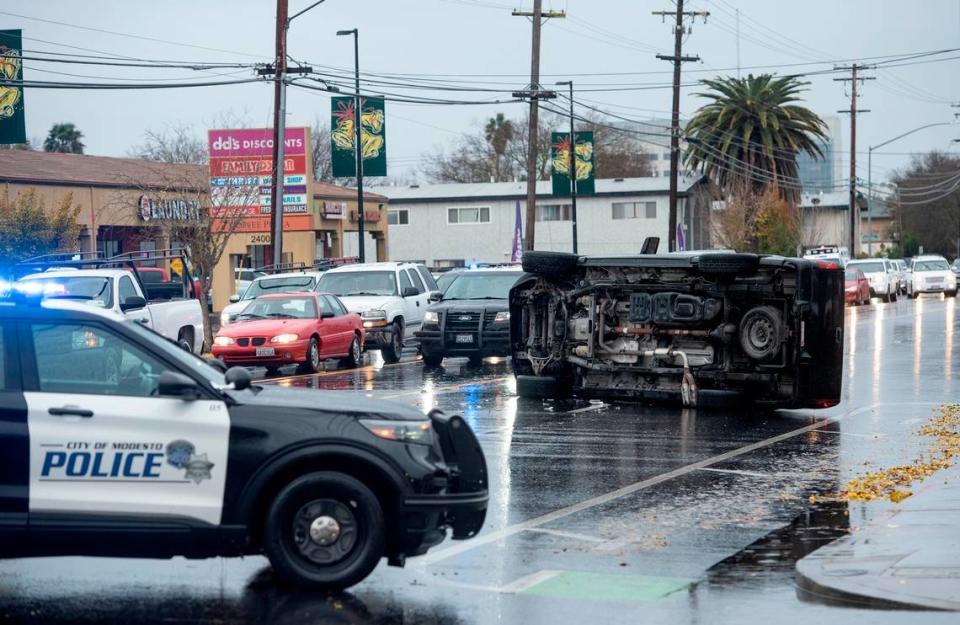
[2,295,959,624]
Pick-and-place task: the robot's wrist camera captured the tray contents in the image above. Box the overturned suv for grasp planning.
[510,245,844,408]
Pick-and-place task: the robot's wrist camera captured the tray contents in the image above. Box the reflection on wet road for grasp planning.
[2,297,958,624]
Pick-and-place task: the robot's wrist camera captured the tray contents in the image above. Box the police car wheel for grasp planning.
[264,471,385,590]
[298,337,321,374]
[341,335,362,369]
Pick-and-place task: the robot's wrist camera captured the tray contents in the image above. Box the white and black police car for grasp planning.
[0,291,487,589]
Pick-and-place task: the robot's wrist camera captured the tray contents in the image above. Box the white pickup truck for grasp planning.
[18,268,206,354]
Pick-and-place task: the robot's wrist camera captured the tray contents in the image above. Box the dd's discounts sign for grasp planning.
[207,127,314,233]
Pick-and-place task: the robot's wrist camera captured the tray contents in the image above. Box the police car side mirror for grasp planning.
[224,366,252,391]
[428,292,442,303]
[157,371,200,400]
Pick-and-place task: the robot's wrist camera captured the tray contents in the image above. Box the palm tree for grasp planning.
[484,113,514,181]
[683,74,827,201]
[43,122,85,154]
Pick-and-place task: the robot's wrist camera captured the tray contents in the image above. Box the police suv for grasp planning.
[0,296,487,589]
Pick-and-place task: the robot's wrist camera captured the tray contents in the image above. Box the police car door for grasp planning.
[21,319,229,526]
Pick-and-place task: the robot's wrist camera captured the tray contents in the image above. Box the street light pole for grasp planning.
[557,81,577,254]
[867,121,954,256]
[338,28,365,262]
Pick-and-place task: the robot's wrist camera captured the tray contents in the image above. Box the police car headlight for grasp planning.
[424,311,439,325]
[271,333,300,344]
[213,336,235,346]
[359,419,433,446]
[494,311,510,323]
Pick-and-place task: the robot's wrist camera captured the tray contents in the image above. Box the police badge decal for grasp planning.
[166,440,214,484]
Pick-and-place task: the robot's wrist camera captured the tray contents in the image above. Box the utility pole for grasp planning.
[268,0,289,267]
[513,2,564,251]
[557,80,578,253]
[835,64,874,256]
[262,0,324,267]
[654,1,708,252]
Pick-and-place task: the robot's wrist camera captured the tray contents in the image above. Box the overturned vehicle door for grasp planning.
[509,249,844,409]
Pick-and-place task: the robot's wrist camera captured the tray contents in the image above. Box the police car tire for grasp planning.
[264,471,385,590]
[422,350,443,368]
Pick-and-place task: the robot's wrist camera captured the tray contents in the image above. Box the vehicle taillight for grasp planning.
[817,261,839,270]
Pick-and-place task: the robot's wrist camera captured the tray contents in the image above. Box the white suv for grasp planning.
[908,255,957,298]
[847,258,898,303]
[316,262,440,362]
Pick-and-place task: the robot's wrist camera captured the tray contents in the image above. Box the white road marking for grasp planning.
[565,404,607,414]
[697,467,772,478]
[498,569,564,594]
[524,527,606,543]
[417,402,916,566]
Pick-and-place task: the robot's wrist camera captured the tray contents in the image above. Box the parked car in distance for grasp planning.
[845,267,871,306]
[0,296,487,590]
[220,272,325,327]
[803,244,850,267]
[951,258,960,276]
[416,267,524,367]
[18,268,205,353]
[233,268,266,298]
[908,255,957,298]
[846,259,898,302]
[510,248,844,409]
[212,292,363,374]
[316,262,439,363]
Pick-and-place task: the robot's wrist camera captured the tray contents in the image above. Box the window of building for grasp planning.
[612,201,657,220]
[435,259,465,269]
[662,153,671,160]
[536,204,572,222]
[447,206,490,224]
[642,153,657,161]
[387,209,409,225]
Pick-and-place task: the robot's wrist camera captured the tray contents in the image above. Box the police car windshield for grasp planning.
[125,320,226,386]
[442,273,522,301]
[20,276,114,309]
[243,276,315,300]
[318,271,397,297]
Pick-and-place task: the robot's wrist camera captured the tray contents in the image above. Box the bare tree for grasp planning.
[129,122,207,165]
[422,110,651,183]
[895,151,960,258]
[312,116,333,182]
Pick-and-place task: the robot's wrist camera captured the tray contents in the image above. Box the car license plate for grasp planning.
[455,334,474,344]
[256,347,276,357]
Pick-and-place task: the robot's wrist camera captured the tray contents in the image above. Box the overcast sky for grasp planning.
[5,0,960,187]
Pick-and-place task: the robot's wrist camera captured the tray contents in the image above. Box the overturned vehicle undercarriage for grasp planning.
[509,247,844,409]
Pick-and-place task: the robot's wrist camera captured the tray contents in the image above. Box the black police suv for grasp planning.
[0,298,487,590]
[416,268,523,367]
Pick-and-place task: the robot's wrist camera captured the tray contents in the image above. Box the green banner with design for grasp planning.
[0,30,26,145]
[551,131,595,197]
[331,96,386,177]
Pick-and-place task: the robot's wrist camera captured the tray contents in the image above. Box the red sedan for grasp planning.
[212,292,363,374]
[845,268,871,305]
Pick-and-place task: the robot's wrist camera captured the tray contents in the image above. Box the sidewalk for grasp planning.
[796,464,960,611]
